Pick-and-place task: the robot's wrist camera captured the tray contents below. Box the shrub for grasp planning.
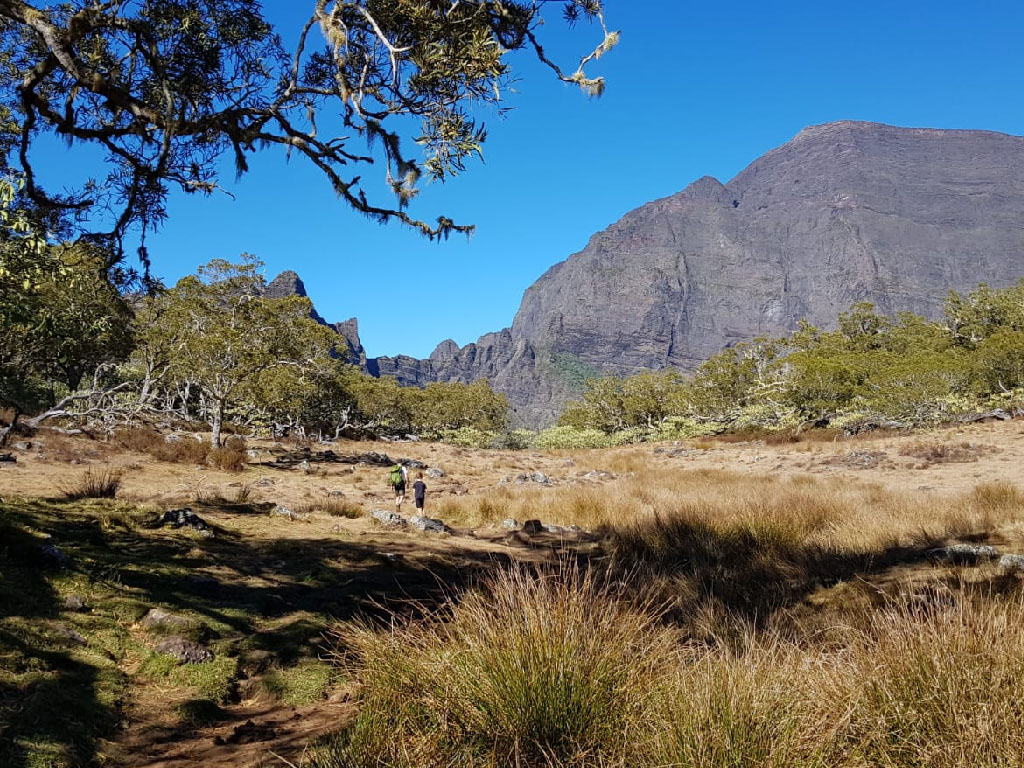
[533,425,612,450]
[440,426,496,449]
[61,468,123,500]
[207,436,248,472]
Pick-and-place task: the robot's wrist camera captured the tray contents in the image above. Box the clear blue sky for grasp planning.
[37,1,1024,358]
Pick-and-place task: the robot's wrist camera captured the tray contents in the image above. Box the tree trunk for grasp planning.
[0,409,18,448]
[211,400,225,447]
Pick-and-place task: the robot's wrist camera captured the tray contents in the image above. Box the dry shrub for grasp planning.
[322,566,678,766]
[294,495,362,519]
[61,468,123,500]
[898,440,999,465]
[208,436,248,472]
[116,428,211,464]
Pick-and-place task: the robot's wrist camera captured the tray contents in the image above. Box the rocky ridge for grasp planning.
[274,121,1024,426]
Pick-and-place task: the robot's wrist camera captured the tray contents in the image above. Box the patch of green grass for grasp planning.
[263,659,337,706]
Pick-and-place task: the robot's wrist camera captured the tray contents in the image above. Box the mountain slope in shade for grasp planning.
[282,122,1024,426]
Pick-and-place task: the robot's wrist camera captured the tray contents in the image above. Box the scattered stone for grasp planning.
[12,441,31,451]
[371,509,405,526]
[355,451,391,466]
[408,515,447,533]
[0,453,15,464]
[164,434,182,442]
[544,524,565,534]
[403,434,421,442]
[159,508,211,535]
[582,470,600,480]
[63,595,88,612]
[929,543,999,564]
[502,518,521,530]
[271,505,307,521]
[522,519,543,535]
[246,449,260,459]
[563,458,576,467]
[330,524,341,533]
[297,460,312,473]
[141,608,192,631]
[498,476,511,485]
[254,477,275,487]
[329,489,346,498]
[400,458,427,469]
[55,625,87,646]
[39,543,68,569]
[426,467,445,478]
[530,472,550,484]
[154,636,213,664]
[998,554,1024,572]
[567,525,584,533]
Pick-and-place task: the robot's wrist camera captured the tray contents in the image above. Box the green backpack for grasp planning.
[389,465,404,487]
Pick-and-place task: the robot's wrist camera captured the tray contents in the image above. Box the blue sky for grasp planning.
[37,1,1024,358]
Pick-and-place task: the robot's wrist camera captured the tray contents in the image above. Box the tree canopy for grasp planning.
[0,0,616,262]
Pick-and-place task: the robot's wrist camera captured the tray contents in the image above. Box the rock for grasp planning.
[39,543,68,569]
[929,544,999,564]
[141,608,191,631]
[272,505,307,521]
[164,434,182,442]
[567,525,583,532]
[63,595,88,612]
[563,458,576,467]
[12,441,31,451]
[498,476,511,485]
[502,518,521,530]
[530,472,550,484]
[329,489,346,498]
[330,524,341,533]
[55,625,87,646]
[371,509,405,526]
[403,434,421,442]
[522,519,543,535]
[408,515,447,533]
[356,451,391,466]
[154,636,213,664]
[254,477,275,487]
[246,449,261,459]
[426,467,445,478]
[297,460,312,473]
[359,122,1024,427]
[543,524,564,534]
[400,459,427,469]
[998,554,1024,572]
[0,453,15,464]
[582,470,600,480]
[159,508,211,535]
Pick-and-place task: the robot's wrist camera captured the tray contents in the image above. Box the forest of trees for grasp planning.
[556,282,1024,446]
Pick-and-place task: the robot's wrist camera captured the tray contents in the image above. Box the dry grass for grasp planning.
[898,440,999,465]
[115,428,249,471]
[60,467,123,500]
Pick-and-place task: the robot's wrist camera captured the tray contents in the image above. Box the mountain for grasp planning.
[278,121,1024,425]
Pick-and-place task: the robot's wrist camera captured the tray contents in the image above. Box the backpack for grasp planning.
[389,465,404,487]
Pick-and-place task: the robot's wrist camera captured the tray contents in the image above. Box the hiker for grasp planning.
[413,471,427,515]
[389,463,409,512]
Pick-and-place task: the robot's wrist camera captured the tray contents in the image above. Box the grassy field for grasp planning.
[2,421,1024,766]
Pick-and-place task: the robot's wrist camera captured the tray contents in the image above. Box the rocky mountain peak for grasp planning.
[264,270,307,299]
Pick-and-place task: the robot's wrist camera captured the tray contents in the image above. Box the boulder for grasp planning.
[426,467,445,478]
[297,460,312,473]
[929,543,999,564]
[522,519,543,535]
[371,509,405,526]
[0,453,15,464]
[154,636,213,664]
[63,595,89,612]
[400,459,427,469]
[998,554,1024,572]
[502,518,521,530]
[12,441,31,451]
[272,505,307,521]
[408,515,447,533]
[141,607,191,631]
[159,508,213,537]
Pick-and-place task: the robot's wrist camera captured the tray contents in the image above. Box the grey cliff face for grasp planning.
[289,122,1024,426]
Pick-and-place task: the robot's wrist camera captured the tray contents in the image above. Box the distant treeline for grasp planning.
[553,280,1024,446]
[5,233,1024,449]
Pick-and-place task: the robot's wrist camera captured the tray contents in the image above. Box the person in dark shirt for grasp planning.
[413,472,427,514]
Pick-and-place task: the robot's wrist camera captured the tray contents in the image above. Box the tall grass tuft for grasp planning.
[319,565,678,767]
[61,468,123,500]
